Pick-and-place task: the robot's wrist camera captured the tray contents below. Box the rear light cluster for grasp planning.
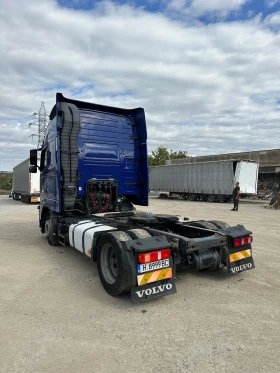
[233,236,253,248]
[138,248,171,264]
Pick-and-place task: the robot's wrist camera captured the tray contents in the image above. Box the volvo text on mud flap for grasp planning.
[130,280,176,302]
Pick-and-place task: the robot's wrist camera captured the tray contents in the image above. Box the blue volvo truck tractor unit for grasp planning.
[29,93,255,302]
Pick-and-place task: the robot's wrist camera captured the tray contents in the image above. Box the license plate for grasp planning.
[137,259,170,274]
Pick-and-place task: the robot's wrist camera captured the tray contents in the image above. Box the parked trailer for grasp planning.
[149,160,259,202]
[29,93,255,302]
[12,159,40,203]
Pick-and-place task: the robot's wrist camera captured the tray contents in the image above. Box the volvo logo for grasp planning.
[135,283,173,298]
[230,263,253,274]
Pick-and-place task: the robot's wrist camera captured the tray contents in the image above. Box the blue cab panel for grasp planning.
[41,93,148,213]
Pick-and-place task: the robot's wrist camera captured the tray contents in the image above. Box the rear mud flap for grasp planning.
[130,279,176,302]
[227,256,255,275]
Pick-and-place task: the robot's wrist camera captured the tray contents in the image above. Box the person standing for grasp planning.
[231,181,240,211]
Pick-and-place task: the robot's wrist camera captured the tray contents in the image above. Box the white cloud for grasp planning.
[167,0,248,17]
[265,0,280,8]
[190,0,247,15]
[0,0,280,170]
[264,11,280,26]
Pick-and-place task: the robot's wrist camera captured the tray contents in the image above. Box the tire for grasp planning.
[97,231,132,296]
[129,215,158,225]
[21,195,30,204]
[189,194,196,201]
[153,214,179,223]
[207,195,215,203]
[127,228,151,239]
[188,220,218,230]
[208,220,230,230]
[45,212,59,246]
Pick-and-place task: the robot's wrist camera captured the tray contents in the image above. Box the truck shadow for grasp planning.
[38,238,139,306]
[176,267,236,282]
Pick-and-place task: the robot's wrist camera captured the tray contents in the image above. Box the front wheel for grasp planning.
[45,212,59,246]
[97,231,132,296]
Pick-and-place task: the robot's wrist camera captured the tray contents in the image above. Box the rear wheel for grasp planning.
[189,194,195,201]
[207,195,215,202]
[188,220,218,230]
[21,195,30,203]
[208,220,230,230]
[97,231,132,296]
[127,228,151,239]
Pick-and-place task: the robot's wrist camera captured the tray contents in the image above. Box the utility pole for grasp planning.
[29,101,48,148]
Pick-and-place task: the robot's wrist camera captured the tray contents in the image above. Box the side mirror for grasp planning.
[30,149,38,166]
[29,165,37,173]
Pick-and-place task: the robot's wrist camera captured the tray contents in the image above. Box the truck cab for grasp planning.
[30,93,149,233]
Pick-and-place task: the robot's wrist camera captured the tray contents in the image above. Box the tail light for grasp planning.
[138,248,171,264]
[233,236,253,248]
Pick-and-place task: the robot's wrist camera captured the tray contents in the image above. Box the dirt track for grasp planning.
[0,195,279,373]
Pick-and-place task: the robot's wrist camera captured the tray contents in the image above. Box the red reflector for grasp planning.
[233,236,252,248]
[138,248,171,264]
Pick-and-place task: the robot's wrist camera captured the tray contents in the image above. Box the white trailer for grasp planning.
[149,160,259,202]
[12,158,40,203]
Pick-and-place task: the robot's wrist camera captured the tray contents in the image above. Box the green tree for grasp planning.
[0,173,12,193]
[148,146,188,166]
[170,150,188,160]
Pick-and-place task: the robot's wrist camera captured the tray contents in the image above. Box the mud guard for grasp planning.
[219,225,255,275]
[122,235,177,302]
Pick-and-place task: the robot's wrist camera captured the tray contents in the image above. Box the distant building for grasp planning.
[167,148,280,174]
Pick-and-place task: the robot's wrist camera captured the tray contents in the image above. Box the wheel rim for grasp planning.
[45,219,51,236]
[100,243,118,284]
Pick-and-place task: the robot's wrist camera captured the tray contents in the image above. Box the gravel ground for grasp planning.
[0,195,279,373]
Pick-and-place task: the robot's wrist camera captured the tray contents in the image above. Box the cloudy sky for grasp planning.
[1,0,280,171]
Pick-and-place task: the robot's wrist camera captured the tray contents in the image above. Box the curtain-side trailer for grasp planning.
[149,160,259,202]
[12,159,40,203]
